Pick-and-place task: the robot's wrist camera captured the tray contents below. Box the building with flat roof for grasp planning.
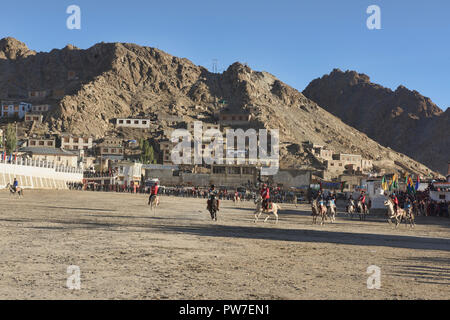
[61,134,93,151]
[1,101,32,119]
[19,147,78,168]
[116,118,151,129]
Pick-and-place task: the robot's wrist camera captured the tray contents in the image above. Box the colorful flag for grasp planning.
[415,176,420,191]
[381,176,388,191]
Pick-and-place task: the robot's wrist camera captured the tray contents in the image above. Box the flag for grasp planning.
[381,176,388,191]
[392,174,398,189]
[415,176,420,191]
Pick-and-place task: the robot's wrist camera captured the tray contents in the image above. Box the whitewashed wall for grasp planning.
[0,161,83,189]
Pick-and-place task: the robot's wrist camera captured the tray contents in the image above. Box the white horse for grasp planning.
[357,200,369,221]
[327,199,336,223]
[254,196,281,224]
[346,199,355,218]
[311,199,327,225]
[384,199,415,228]
[148,195,160,213]
[6,183,24,198]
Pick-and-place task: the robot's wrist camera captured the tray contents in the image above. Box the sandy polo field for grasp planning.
[0,189,449,300]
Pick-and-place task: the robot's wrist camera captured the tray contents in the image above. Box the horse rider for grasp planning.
[316,190,325,209]
[207,184,219,211]
[358,191,366,212]
[13,178,19,193]
[260,183,270,210]
[328,193,336,207]
[390,192,399,214]
[404,196,412,213]
[148,181,159,205]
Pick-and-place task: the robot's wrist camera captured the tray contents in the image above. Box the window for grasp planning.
[213,166,226,174]
[74,138,79,143]
[103,148,108,153]
[119,120,124,124]
[30,141,36,146]
[111,149,116,153]
[73,146,78,150]
[47,141,53,146]
[126,120,131,124]
[134,120,139,124]
[39,141,45,146]
[142,121,147,125]
[64,137,69,143]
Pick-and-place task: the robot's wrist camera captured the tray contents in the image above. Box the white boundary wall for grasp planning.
[0,158,83,189]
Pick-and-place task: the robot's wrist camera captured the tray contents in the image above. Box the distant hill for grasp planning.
[0,38,441,177]
[303,69,449,175]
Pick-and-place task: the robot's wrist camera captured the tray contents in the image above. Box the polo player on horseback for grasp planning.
[358,191,367,212]
[260,183,270,211]
[148,181,159,205]
[390,192,399,215]
[13,178,18,193]
[207,184,219,212]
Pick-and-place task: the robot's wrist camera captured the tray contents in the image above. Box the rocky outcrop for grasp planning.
[303,69,449,174]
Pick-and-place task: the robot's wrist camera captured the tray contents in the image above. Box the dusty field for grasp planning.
[0,190,449,300]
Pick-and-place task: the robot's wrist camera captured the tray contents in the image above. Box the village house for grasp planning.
[218,112,252,126]
[97,138,124,162]
[115,118,151,129]
[27,137,56,148]
[28,90,50,100]
[31,104,52,113]
[18,147,78,168]
[61,134,93,151]
[1,101,32,119]
[24,112,43,124]
[157,113,185,125]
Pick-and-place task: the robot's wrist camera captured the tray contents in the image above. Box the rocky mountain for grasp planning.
[0,38,442,177]
[303,69,449,175]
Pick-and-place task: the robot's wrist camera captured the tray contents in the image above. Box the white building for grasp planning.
[116,118,151,129]
[61,134,93,151]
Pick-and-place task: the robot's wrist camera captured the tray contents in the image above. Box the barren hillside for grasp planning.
[0,38,442,177]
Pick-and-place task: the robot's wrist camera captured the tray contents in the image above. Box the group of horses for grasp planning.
[147,193,417,229]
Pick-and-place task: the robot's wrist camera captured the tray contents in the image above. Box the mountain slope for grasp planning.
[0,38,441,177]
[303,69,449,174]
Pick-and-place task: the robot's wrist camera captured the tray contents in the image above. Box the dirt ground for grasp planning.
[0,190,449,300]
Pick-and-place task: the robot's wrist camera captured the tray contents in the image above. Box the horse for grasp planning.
[254,196,281,224]
[207,196,219,221]
[312,199,327,225]
[327,199,336,223]
[148,194,160,213]
[356,200,369,221]
[6,183,24,198]
[346,199,355,219]
[384,199,415,228]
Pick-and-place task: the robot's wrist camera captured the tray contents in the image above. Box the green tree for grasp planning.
[139,140,157,164]
[5,124,17,154]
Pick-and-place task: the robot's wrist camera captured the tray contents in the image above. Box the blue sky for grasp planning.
[1,0,449,110]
